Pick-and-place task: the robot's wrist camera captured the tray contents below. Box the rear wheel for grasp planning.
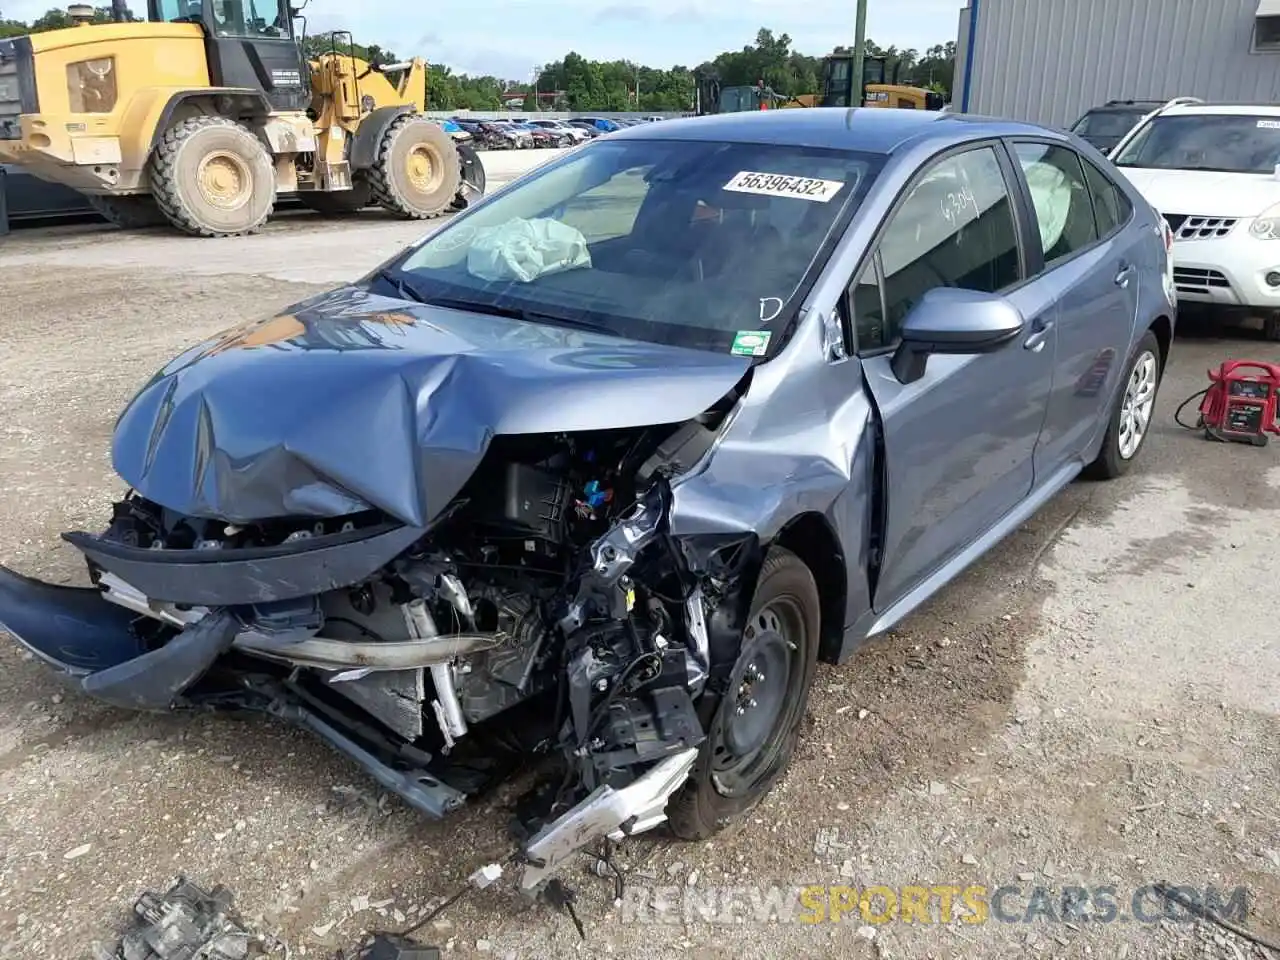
[1083,329,1162,480]
[147,116,276,237]
[87,194,168,229]
[1265,314,1280,342]
[667,547,820,840]
[367,115,461,219]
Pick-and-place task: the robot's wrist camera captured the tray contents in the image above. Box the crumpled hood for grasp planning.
[1116,167,1280,218]
[112,285,751,527]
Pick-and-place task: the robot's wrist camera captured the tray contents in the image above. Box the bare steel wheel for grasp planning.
[667,547,820,840]
[147,116,276,237]
[367,115,461,219]
[708,600,802,797]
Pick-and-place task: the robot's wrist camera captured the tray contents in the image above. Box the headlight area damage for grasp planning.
[0,380,760,895]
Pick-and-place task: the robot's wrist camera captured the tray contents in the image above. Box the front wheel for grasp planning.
[367,115,461,220]
[1083,329,1163,480]
[450,143,486,211]
[667,547,820,841]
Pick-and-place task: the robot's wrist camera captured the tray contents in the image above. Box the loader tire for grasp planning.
[147,116,276,237]
[367,115,461,220]
[451,142,486,211]
[297,181,373,216]
[87,194,168,229]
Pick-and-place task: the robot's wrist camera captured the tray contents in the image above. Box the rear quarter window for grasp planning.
[1079,158,1133,237]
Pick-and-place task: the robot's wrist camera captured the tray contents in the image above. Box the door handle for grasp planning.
[1115,263,1134,287]
[1024,319,1054,352]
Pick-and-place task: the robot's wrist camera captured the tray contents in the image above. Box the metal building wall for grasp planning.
[957,0,1280,127]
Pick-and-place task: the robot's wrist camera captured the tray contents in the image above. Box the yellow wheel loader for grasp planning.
[0,0,483,236]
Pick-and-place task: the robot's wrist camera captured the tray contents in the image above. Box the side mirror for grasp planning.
[890,287,1024,384]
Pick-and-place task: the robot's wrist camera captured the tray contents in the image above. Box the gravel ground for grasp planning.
[0,219,1278,960]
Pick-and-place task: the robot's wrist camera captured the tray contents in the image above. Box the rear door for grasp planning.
[849,142,1057,611]
[1008,141,1140,475]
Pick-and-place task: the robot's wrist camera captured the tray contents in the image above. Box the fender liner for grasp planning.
[349,105,414,171]
[148,88,273,151]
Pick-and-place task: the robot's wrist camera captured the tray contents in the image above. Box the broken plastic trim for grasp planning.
[518,746,699,892]
[93,573,506,671]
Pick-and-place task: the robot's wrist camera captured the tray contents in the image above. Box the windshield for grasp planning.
[1114,114,1280,173]
[387,137,883,355]
[1071,108,1146,139]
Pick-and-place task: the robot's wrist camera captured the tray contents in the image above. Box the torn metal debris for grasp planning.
[95,878,259,960]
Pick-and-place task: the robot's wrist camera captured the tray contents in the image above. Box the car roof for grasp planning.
[607,107,1062,155]
[1098,100,1165,108]
[1159,102,1280,117]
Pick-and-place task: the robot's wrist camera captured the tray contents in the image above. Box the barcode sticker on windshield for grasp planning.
[1259,119,1280,129]
[723,171,845,203]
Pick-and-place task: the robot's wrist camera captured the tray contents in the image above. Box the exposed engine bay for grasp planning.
[58,389,749,892]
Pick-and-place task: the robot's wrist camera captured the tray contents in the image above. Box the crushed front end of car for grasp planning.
[0,285,763,894]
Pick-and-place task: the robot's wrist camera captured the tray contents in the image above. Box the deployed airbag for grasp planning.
[466,217,592,283]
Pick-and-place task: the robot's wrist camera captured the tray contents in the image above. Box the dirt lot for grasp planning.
[0,219,1278,960]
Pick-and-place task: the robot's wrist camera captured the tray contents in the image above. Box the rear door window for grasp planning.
[1012,142,1100,264]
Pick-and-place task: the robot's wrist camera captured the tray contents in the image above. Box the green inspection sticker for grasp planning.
[731,330,772,357]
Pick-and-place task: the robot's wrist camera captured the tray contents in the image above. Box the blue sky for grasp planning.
[4,0,966,80]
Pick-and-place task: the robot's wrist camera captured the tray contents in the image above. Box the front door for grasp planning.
[1010,141,1140,474]
[848,143,1056,612]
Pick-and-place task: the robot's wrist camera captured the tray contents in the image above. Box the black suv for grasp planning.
[1069,99,1168,153]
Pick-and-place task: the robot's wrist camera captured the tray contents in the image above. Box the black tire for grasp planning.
[367,116,461,219]
[87,194,169,229]
[1265,315,1280,342]
[450,142,486,211]
[147,116,276,237]
[296,181,373,216]
[1083,329,1163,480]
[667,546,820,841]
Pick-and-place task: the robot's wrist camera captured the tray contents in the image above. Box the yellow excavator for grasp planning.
[0,0,484,236]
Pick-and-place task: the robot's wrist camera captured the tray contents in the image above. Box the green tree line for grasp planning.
[0,12,956,113]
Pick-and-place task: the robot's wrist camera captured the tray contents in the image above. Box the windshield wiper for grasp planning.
[372,268,428,304]
[419,294,613,334]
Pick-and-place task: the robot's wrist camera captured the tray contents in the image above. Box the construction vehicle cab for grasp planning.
[0,0,480,236]
[818,50,945,111]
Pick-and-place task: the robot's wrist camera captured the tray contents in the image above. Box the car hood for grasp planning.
[112,285,751,528]
[1116,167,1280,218]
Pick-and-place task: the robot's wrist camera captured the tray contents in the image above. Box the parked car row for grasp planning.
[447,115,668,150]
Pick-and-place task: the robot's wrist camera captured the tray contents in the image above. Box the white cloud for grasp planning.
[2,0,965,78]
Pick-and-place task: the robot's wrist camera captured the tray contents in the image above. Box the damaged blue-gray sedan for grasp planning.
[0,108,1175,892]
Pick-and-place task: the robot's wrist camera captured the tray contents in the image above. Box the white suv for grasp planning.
[1109,102,1280,341]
